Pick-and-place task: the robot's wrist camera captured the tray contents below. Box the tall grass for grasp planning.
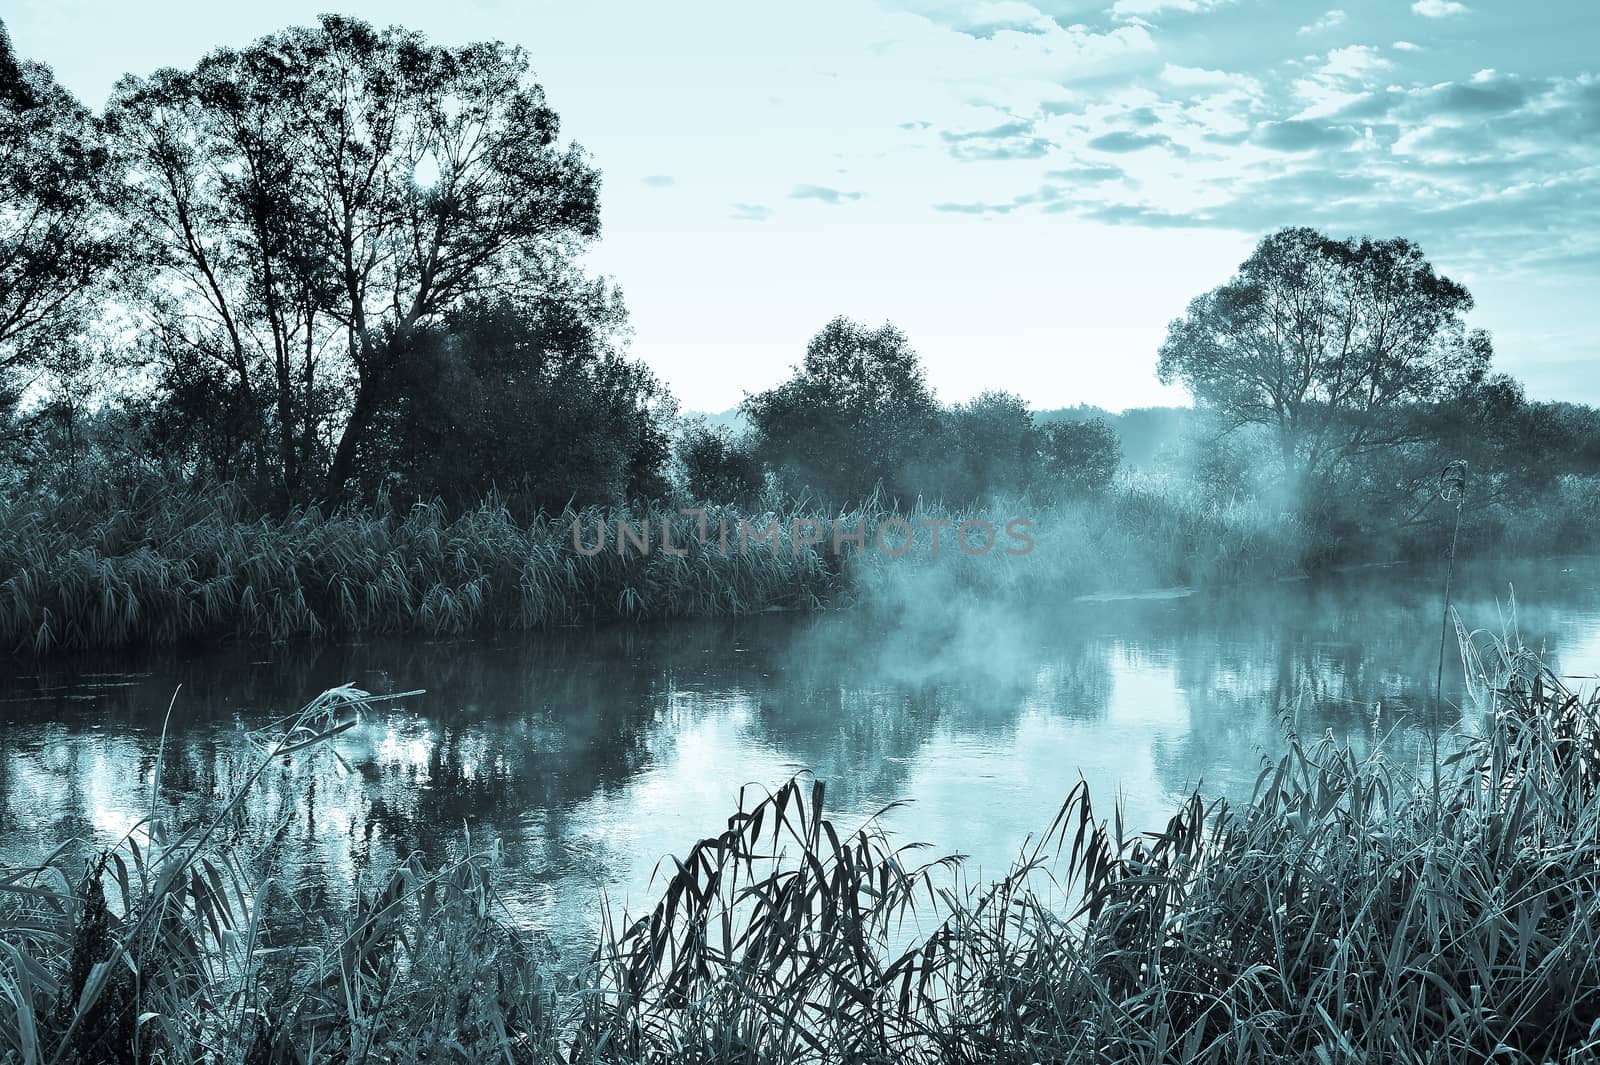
[0,480,1306,656]
[574,628,1600,1064]
[0,686,561,1064]
[0,489,843,655]
[4,618,1598,1062]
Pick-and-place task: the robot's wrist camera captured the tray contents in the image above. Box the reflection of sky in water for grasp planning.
[2,557,1599,958]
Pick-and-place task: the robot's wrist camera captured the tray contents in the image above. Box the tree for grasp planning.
[1371,374,1584,522]
[106,16,603,500]
[0,21,121,409]
[1157,227,1490,489]
[107,56,325,495]
[1040,418,1120,495]
[677,418,763,505]
[357,294,673,513]
[742,317,939,505]
[933,390,1039,503]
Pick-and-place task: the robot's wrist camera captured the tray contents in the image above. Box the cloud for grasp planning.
[1425,70,1532,116]
[932,200,1018,215]
[872,0,1596,287]
[789,184,864,204]
[641,174,675,188]
[1044,163,1126,183]
[948,0,1058,38]
[941,118,1056,160]
[1293,45,1393,116]
[1321,45,1391,81]
[931,181,1084,216]
[1251,119,1357,151]
[1297,9,1347,35]
[1080,202,1203,227]
[875,7,1157,83]
[1087,129,1173,152]
[1161,63,1258,92]
[1122,106,1164,128]
[730,203,773,222]
[1159,64,1263,100]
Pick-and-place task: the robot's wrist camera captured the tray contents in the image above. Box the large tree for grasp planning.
[359,291,674,512]
[742,317,940,505]
[107,16,602,499]
[1158,227,1491,488]
[0,20,120,412]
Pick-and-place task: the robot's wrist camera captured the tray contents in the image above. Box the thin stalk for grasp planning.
[1433,461,1467,810]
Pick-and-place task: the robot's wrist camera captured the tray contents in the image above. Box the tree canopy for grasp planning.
[0,19,120,399]
[104,15,606,501]
[741,317,940,505]
[1158,227,1491,487]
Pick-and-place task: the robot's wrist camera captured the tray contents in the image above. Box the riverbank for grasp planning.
[3,628,1596,1062]
[6,475,1592,657]
[0,484,1313,656]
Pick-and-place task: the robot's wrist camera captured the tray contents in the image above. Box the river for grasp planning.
[2,556,1597,959]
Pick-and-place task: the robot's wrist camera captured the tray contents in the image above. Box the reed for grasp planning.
[577,622,1600,1064]
[3,620,1597,1063]
[0,482,1306,656]
[0,490,847,655]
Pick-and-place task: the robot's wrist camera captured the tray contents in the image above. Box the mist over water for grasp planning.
[2,556,1597,959]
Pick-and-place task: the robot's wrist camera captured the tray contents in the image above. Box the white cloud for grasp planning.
[1297,9,1347,35]
[1291,45,1392,117]
[1322,44,1391,81]
[1393,41,1424,52]
[1412,0,1469,17]
[1160,63,1262,95]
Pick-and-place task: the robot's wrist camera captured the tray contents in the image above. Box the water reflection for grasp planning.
[2,557,1597,957]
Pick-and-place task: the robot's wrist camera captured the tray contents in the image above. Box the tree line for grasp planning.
[3,15,1594,543]
[1,16,668,511]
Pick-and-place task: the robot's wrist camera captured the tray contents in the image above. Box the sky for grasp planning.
[5,0,1598,412]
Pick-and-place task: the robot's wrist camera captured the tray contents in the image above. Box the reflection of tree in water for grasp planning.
[4,557,1598,950]
[1145,563,1600,801]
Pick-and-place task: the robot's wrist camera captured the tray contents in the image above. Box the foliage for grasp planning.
[0,687,562,1065]
[928,390,1039,504]
[1039,417,1120,496]
[742,317,940,506]
[356,295,672,512]
[102,15,605,501]
[0,488,855,654]
[0,474,1319,656]
[676,417,765,506]
[0,20,121,411]
[1158,227,1492,488]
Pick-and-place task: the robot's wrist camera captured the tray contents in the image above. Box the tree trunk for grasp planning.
[324,380,375,503]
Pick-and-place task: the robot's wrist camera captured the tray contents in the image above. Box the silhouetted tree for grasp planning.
[742,317,939,505]
[105,16,603,501]
[933,390,1038,502]
[1040,418,1120,495]
[1158,227,1491,489]
[0,20,121,419]
[676,418,764,505]
[357,294,672,512]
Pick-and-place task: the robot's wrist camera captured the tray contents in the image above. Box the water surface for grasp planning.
[3,557,1597,957]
